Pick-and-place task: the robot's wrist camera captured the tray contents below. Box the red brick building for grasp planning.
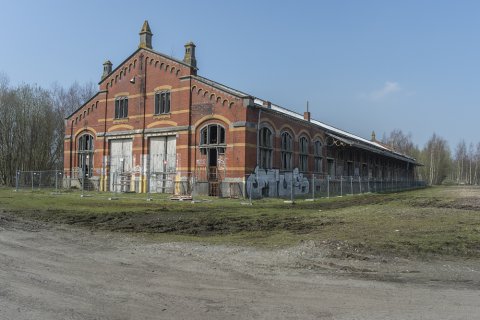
[64,21,419,196]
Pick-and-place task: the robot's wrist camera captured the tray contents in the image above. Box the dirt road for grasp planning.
[1,213,479,320]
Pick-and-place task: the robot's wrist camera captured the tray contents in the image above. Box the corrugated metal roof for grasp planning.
[253,98,418,164]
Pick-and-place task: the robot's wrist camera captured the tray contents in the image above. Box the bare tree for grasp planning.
[419,133,451,185]
[382,129,417,156]
[0,76,96,186]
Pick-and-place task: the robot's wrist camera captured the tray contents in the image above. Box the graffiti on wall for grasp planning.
[246,166,310,198]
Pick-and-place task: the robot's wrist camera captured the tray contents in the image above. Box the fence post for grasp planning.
[312,173,315,201]
[31,171,34,192]
[249,180,253,205]
[55,169,58,193]
[15,170,19,192]
[359,176,362,194]
[290,171,294,203]
[340,176,343,196]
[146,166,150,201]
[327,175,330,198]
[350,176,353,195]
[38,172,42,190]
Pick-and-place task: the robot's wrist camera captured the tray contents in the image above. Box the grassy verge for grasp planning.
[1,186,480,258]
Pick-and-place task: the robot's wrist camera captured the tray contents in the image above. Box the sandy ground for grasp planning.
[1,213,479,320]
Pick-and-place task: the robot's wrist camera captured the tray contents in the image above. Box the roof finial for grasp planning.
[139,20,153,49]
[371,131,376,142]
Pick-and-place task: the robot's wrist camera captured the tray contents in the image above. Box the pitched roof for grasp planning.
[251,97,419,164]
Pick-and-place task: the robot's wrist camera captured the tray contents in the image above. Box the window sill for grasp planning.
[113,118,129,123]
[153,113,171,120]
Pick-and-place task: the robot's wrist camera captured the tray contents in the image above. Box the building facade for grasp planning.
[64,21,419,197]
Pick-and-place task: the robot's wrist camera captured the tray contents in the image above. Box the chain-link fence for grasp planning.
[15,170,65,192]
[15,168,425,201]
[245,171,426,201]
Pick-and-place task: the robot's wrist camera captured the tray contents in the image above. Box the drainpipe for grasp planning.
[142,55,147,192]
[69,119,73,174]
[102,88,109,191]
[257,107,262,168]
[189,75,194,182]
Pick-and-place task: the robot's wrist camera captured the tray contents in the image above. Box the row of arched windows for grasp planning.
[259,127,324,172]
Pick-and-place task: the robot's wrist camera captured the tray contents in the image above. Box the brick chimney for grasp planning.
[304,100,311,121]
[304,111,311,122]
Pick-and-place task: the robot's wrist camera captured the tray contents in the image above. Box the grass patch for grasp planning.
[1,186,480,258]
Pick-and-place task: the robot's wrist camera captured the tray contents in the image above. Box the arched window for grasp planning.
[314,140,323,173]
[299,136,309,172]
[200,124,226,154]
[281,131,293,170]
[259,127,273,169]
[78,134,94,177]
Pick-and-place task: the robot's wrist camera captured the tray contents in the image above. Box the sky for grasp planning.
[0,0,479,150]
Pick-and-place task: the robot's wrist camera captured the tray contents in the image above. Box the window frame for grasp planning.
[77,134,94,177]
[280,131,293,170]
[154,91,171,115]
[314,139,323,173]
[299,136,309,172]
[199,123,226,155]
[258,126,273,169]
[114,97,128,119]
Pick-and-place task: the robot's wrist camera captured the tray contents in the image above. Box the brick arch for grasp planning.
[259,119,279,134]
[193,114,232,128]
[107,124,134,132]
[74,127,97,138]
[297,129,312,141]
[147,120,178,128]
[191,85,197,92]
[278,125,296,139]
[312,134,325,145]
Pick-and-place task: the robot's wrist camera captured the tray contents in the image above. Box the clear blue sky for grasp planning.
[1,0,478,149]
